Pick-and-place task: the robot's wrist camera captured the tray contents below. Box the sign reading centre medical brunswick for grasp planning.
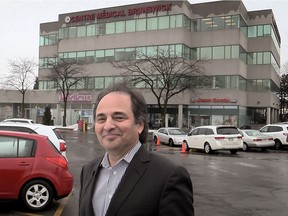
[65,3,172,23]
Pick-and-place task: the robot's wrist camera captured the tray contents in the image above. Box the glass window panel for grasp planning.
[213,46,224,59]
[136,47,146,59]
[256,80,263,91]
[49,35,57,45]
[175,44,182,56]
[263,52,271,64]
[175,15,183,28]
[147,17,158,30]
[264,80,270,91]
[69,27,77,38]
[105,49,115,61]
[225,46,231,59]
[95,77,104,89]
[106,23,115,34]
[125,48,135,60]
[213,16,225,30]
[201,18,213,31]
[87,77,95,89]
[115,21,125,33]
[77,26,86,37]
[136,19,146,31]
[231,45,239,59]
[126,20,136,32]
[257,25,263,37]
[159,16,169,29]
[115,48,125,61]
[247,80,257,91]
[263,24,271,36]
[257,53,263,64]
[230,76,238,89]
[191,20,198,32]
[239,76,246,91]
[200,47,212,59]
[87,24,96,36]
[248,26,257,38]
[147,46,157,57]
[86,51,95,63]
[183,15,190,30]
[40,36,45,46]
[59,28,65,39]
[231,15,239,29]
[97,23,105,35]
[104,77,114,88]
[96,50,105,62]
[170,15,176,28]
[77,51,86,61]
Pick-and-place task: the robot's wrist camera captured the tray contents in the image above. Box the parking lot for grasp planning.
[1,129,288,216]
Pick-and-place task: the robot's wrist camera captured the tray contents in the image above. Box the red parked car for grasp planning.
[0,131,73,211]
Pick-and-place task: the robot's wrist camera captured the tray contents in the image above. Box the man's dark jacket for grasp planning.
[79,145,194,216]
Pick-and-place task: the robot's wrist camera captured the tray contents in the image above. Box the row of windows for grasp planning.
[40,14,280,51]
[38,75,279,93]
[39,44,279,71]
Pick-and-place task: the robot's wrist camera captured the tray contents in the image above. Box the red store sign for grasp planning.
[59,93,92,102]
[65,3,172,23]
[191,98,237,103]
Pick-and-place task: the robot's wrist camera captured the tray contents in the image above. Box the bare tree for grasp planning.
[2,58,36,118]
[112,48,208,126]
[46,58,86,126]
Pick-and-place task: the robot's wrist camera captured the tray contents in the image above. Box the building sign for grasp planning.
[191,97,237,103]
[65,3,172,23]
[59,93,92,102]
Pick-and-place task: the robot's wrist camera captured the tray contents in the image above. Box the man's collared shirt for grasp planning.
[92,142,141,216]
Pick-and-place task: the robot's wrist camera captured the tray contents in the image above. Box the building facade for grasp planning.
[0,0,281,128]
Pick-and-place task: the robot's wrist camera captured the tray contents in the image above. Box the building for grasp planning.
[0,0,281,128]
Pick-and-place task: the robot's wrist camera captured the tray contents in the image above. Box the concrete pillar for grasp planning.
[178,104,183,128]
[266,107,271,124]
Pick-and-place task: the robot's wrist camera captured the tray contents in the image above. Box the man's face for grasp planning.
[94,92,144,154]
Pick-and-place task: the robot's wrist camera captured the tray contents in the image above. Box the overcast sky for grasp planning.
[0,0,287,77]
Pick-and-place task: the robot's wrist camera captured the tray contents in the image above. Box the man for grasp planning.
[79,82,194,216]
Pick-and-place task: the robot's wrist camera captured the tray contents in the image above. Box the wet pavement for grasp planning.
[1,129,288,215]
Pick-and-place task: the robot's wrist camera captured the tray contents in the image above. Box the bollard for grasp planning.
[181,142,187,154]
[156,137,161,146]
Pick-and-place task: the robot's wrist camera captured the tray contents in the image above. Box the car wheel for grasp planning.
[169,139,174,147]
[204,143,212,154]
[184,141,190,152]
[20,180,54,211]
[242,143,249,151]
[274,140,282,150]
[154,136,158,144]
[230,149,238,154]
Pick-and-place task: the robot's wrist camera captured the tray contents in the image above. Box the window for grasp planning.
[87,24,96,36]
[115,21,125,33]
[77,26,86,37]
[147,17,158,30]
[136,19,146,31]
[159,16,169,29]
[106,22,115,34]
[0,136,34,158]
[126,20,136,32]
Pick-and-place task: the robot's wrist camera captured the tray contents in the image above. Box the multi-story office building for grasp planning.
[1,0,281,128]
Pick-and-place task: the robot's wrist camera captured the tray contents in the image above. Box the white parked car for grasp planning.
[0,122,67,158]
[184,125,243,154]
[239,129,274,151]
[152,127,187,147]
[2,118,34,124]
[259,123,288,149]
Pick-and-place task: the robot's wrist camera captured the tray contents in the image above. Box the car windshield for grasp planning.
[168,129,186,135]
[245,130,262,136]
[217,127,240,135]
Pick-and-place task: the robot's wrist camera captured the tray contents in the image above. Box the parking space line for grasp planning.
[54,189,73,216]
